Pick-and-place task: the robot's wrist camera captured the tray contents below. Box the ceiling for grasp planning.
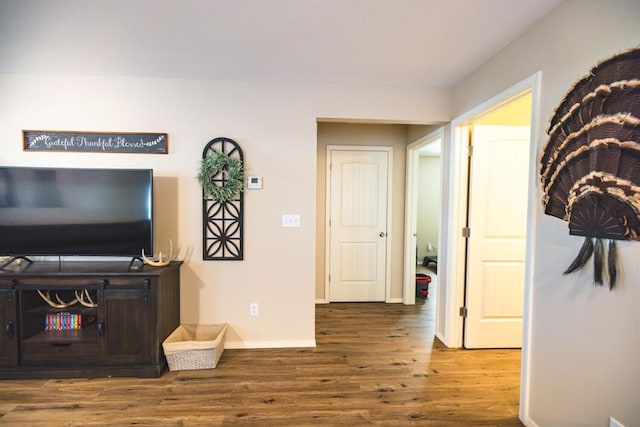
[0,0,564,87]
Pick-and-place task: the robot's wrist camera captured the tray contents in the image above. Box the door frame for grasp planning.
[444,72,541,422]
[325,145,393,302]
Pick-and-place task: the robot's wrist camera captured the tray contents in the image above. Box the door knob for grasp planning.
[379,232,386,237]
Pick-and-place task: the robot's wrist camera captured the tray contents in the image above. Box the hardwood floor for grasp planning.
[0,288,523,426]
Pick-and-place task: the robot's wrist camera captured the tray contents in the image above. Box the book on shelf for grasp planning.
[45,312,83,331]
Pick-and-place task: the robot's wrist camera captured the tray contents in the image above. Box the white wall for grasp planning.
[417,156,441,262]
[0,73,450,348]
[452,1,640,425]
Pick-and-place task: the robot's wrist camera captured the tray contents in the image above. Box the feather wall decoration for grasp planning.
[540,46,640,290]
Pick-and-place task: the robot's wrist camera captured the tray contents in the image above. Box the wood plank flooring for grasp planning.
[0,291,522,426]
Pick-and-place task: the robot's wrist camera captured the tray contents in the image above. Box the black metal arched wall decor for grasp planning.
[201,137,244,260]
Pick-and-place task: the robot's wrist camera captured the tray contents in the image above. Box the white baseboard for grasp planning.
[435,331,449,347]
[224,340,317,349]
[315,298,402,304]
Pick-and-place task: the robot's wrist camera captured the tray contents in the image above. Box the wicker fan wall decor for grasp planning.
[540,46,640,290]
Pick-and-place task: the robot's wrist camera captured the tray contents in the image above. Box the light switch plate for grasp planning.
[282,214,301,227]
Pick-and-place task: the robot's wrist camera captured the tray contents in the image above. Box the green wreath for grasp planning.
[198,151,244,202]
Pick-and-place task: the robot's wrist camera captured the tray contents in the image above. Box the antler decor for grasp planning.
[141,239,179,267]
[75,289,97,308]
[38,289,98,308]
[37,290,79,309]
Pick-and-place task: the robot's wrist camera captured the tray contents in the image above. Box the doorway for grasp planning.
[316,123,411,304]
[441,74,540,351]
[444,73,541,422]
[403,131,443,301]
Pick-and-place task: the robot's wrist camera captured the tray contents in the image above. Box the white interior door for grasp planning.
[464,125,530,348]
[328,148,389,302]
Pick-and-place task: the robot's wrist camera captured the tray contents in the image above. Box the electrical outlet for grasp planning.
[250,303,259,316]
[609,417,625,427]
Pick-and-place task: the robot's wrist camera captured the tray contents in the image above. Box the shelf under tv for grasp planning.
[0,260,182,379]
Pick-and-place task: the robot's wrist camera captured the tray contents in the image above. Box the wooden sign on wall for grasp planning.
[23,130,168,154]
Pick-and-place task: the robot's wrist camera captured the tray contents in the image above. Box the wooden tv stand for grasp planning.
[0,260,181,379]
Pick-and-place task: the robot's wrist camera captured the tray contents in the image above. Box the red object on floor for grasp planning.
[416,274,431,284]
[416,273,431,299]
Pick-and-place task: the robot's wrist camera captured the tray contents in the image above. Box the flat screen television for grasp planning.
[0,166,153,258]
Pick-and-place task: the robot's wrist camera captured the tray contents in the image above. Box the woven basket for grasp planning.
[162,323,228,371]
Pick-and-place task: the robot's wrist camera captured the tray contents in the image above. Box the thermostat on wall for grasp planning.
[247,176,262,189]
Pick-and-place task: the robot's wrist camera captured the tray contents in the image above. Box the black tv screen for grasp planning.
[0,166,153,257]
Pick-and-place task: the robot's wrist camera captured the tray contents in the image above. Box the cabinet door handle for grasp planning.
[97,320,105,336]
[5,320,14,338]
